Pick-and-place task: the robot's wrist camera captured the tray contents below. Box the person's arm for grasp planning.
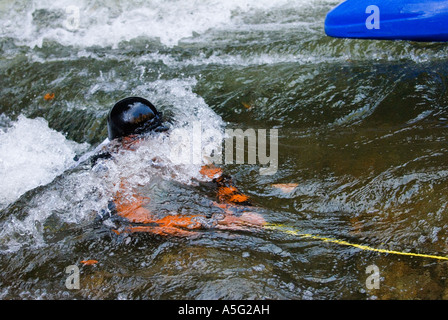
[200,164,252,206]
[200,164,266,231]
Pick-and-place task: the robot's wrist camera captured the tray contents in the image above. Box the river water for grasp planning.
[1,0,448,300]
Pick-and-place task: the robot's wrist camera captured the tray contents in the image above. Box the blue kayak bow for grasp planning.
[325,0,448,42]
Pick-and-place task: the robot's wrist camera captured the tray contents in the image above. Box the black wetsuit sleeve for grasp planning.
[89,151,112,167]
[95,200,117,223]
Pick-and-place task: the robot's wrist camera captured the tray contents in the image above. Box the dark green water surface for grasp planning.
[1,0,448,299]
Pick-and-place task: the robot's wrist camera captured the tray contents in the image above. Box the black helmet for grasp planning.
[107,97,167,140]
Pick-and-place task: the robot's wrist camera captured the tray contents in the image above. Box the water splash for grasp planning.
[0,115,89,209]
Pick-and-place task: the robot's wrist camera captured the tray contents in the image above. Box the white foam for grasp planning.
[0,115,89,209]
[0,0,321,48]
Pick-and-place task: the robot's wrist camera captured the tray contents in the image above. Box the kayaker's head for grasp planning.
[107,97,168,141]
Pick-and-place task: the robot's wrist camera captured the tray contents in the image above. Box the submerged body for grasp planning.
[91,97,265,237]
[111,162,265,236]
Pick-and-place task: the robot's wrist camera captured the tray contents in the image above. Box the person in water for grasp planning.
[95,97,265,237]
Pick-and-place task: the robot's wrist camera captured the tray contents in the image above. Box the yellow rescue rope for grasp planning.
[265,223,448,261]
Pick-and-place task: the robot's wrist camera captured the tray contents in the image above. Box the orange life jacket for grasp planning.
[112,163,265,236]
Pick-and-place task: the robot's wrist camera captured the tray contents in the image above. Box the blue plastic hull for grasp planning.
[325,0,448,42]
